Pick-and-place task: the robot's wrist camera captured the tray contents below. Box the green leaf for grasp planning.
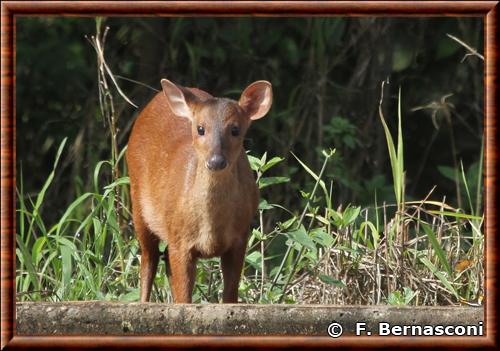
[103,176,130,191]
[396,87,404,201]
[116,145,128,164]
[378,86,404,206]
[342,206,361,226]
[245,251,262,270]
[358,221,380,249]
[310,228,334,247]
[258,176,290,189]
[252,228,263,240]
[159,241,167,252]
[258,199,274,210]
[300,190,310,199]
[319,274,346,287]
[16,236,40,291]
[437,165,457,182]
[421,222,451,275]
[28,138,67,239]
[419,256,458,299]
[278,217,297,231]
[322,148,336,158]
[56,192,93,236]
[60,244,73,295]
[32,236,47,266]
[403,287,417,305]
[287,226,316,251]
[93,160,112,192]
[54,236,78,252]
[328,209,343,226]
[387,291,404,305]
[336,245,360,255]
[262,156,284,172]
[428,210,482,220]
[247,154,261,171]
[291,151,328,199]
[461,161,474,216]
[39,251,59,283]
[259,152,268,167]
[119,288,140,302]
[33,137,67,214]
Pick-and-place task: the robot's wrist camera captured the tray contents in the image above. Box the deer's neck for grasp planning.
[188,158,240,203]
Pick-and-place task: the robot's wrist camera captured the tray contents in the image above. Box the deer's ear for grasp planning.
[238,81,273,120]
[161,79,193,120]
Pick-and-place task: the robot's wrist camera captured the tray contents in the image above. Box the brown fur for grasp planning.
[127,80,272,303]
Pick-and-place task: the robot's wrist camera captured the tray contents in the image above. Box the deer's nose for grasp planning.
[206,154,227,171]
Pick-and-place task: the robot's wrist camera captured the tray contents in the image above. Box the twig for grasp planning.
[446,33,484,62]
[259,209,266,300]
[94,32,138,108]
[114,75,160,92]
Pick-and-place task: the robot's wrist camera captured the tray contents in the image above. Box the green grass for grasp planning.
[16,89,484,305]
[16,139,137,301]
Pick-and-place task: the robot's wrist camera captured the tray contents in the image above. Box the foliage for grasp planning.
[17,140,134,301]
[17,111,484,304]
[15,17,484,305]
[17,17,484,220]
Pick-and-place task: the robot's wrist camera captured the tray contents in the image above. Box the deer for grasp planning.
[126,78,272,303]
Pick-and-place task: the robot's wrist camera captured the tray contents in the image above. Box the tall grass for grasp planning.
[16,140,137,302]
[16,88,484,304]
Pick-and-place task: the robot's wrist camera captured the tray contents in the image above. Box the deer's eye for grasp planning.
[231,125,240,137]
[197,126,205,136]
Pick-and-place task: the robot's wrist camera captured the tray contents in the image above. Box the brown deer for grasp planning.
[127,79,272,303]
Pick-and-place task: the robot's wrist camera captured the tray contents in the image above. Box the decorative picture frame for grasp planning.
[1,1,497,349]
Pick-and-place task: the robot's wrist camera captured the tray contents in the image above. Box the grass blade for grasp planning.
[419,256,458,299]
[420,222,452,276]
[378,82,400,205]
[427,210,482,220]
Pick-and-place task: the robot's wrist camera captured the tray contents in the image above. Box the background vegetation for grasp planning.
[16,17,484,305]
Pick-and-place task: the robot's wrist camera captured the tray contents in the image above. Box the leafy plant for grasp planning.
[387,287,417,305]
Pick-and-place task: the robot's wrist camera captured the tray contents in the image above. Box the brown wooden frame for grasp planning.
[1,1,497,349]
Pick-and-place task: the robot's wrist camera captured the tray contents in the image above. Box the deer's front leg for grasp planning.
[167,246,197,303]
[221,237,247,303]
